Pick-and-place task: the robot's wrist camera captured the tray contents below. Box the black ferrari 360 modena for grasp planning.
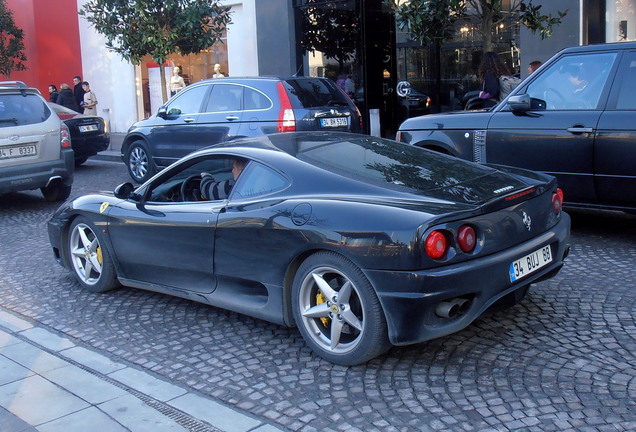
[48,132,570,365]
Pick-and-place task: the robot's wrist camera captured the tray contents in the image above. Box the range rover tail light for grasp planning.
[552,188,564,214]
[276,82,296,132]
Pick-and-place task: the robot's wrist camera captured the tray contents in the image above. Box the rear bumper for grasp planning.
[366,213,571,346]
[0,149,74,194]
[72,134,110,159]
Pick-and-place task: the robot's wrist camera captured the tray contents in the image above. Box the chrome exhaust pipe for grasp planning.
[435,297,470,318]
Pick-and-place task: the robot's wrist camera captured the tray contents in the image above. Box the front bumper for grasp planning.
[366,213,571,346]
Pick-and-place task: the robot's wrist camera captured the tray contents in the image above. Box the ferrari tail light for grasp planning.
[425,230,447,259]
[457,225,476,253]
[552,188,564,214]
[60,123,71,149]
[276,81,296,132]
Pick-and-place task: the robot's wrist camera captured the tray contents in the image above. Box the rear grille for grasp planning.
[473,130,487,163]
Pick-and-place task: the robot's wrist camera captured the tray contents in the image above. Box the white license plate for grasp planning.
[79,124,98,132]
[0,144,37,160]
[509,245,552,282]
[320,117,348,128]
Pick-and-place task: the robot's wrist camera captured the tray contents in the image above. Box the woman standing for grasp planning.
[478,51,509,108]
[56,83,80,112]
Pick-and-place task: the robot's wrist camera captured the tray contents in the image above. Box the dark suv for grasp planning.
[0,81,74,201]
[122,76,363,182]
[397,42,636,212]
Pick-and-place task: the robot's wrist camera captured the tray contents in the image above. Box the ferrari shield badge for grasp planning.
[100,202,110,214]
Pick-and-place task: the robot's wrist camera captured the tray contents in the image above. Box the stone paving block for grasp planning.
[0,310,33,333]
[98,394,188,432]
[41,363,129,404]
[0,375,89,426]
[0,405,37,432]
[0,355,33,386]
[19,327,75,352]
[108,367,187,402]
[59,346,127,375]
[0,341,71,374]
[36,406,129,432]
[0,329,23,348]
[169,392,263,432]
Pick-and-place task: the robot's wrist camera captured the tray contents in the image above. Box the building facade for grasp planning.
[3,0,636,134]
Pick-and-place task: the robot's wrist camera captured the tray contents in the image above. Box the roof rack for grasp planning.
[0,81,29,89]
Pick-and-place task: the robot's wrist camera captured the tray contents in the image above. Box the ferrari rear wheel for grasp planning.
[292,251,390,365]
[68,216,119,293]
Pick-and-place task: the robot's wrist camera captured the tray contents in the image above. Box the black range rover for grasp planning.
[397,42,636,213]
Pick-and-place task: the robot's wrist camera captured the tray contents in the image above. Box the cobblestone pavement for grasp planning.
[1,159,635,432]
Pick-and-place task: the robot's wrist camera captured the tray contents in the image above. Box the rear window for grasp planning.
[0,93,51,127]
[284,78,350,109]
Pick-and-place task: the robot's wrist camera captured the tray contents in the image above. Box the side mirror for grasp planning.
[157,106,168,118]
[507,94,531,112]
[114,182,139,200]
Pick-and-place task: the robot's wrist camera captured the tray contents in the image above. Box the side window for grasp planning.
[205,84,242,112]
[243,87,272,110]
[234,162,288,199]
[615,53,636,110]
[525,52,617,110]
[166,85,208,115]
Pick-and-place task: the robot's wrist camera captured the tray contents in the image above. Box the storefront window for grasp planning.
[139,30,229,117]
[606,0,636,42]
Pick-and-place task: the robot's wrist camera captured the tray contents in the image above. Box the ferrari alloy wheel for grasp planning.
[126,141,155,183]
[292,252,390,365]
[68,217,119,293]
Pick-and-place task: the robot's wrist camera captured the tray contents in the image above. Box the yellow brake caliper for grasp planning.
[96,246,103,266]
[316,292,330,327]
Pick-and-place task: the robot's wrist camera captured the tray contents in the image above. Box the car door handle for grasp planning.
[567,127,594,134]
[184,118,196,123]
[226,116,239,121]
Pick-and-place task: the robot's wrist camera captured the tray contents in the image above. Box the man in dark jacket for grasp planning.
[73,75,85,113]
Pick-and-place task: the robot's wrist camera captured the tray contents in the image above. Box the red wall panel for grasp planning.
[2,0,83,99]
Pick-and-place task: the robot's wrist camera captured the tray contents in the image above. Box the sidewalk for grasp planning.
[94,132,125,163]
[0,307,283,432]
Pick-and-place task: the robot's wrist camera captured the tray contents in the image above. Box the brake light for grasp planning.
[552,188,564,214]
[276,82,295,132]
[60,123,71,148]
[457,225,476,253]
[425,230,447,259]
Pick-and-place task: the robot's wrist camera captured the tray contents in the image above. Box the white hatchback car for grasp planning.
[0,81,74,201]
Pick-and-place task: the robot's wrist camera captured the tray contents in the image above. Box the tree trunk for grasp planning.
[481,3,494,53]
[158,62,168,103]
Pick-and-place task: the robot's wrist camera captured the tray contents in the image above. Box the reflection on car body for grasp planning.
[48,132,570,365]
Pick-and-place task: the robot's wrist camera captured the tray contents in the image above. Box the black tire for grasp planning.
[126,141,155,183]
[41,182,71,202]
[292,251,391,365]
[74,157,88,167]
[67,216,119,293]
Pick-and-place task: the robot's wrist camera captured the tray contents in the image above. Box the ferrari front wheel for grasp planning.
[292,252,390,366]
[68,216,119,293]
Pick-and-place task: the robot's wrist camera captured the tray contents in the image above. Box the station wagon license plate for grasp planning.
[320,117,348,128]
[509,245,552,282]
[79,124,98,132]
[0,144,37,160]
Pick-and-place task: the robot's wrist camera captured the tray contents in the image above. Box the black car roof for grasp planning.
[195,76,331,85]
[560,41,636,53]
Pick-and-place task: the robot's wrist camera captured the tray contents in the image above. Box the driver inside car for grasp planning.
[200,158,247,200]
